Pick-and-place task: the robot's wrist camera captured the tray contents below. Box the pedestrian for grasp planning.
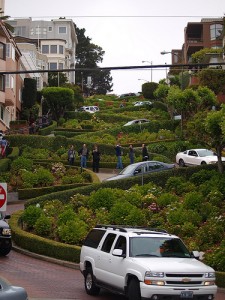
[142,143,149,161]
[78,143,89,168]
[115,142,123,169]
[129,144,135,164]
[0,137,9,158]
[68,145,75,165]
[92,144,101,173]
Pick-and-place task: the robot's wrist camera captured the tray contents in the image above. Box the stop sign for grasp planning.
[0,183,7,211]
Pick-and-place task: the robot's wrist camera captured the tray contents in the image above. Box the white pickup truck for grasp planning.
[80,225,217,300]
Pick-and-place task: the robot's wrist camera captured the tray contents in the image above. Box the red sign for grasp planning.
[0,183,7,211]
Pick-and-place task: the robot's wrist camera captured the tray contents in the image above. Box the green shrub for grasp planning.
[21,205,43,229]
[189,170,218,185]
[157,193,179,208]
[11,157,33,174]
[57,218,88,245]
[183,192,204,210]
[88,188,120,211]
[34,215,52,237]
[165,177,194,195]
[167,207,202,226]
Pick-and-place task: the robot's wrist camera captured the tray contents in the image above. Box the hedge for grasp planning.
[38,120,57,136]
[9,211,81,263]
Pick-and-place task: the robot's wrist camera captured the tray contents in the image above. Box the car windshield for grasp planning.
[119,164,136,175]
[130,237,191,258]
[197,149,215,157]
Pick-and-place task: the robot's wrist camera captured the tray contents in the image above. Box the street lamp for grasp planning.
[142,60,153,82]
[138,78,149,82]
[160,51,184,90]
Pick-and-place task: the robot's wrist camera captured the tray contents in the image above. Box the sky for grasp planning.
[4,0,225,95]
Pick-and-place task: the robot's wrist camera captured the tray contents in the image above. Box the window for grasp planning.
[42,45,49,54]
[14,26,26,36]
[59,26,67,34]
[35,27,41,35]
[58,63,63,69]
[0,105,4,121]
[83,229,106,248]
[48,26,53,32]
[49,62,57,70]
[210,24,223,40]
[0,75,5,91]
[101,233,116,253]
[43,28,47,35]
[0,43,5,60]
[114,236,127,255]
[50,45,57,54]
[59,45,64,54]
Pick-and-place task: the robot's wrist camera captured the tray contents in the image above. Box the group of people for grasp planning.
[115,142,150,169]
[68,143,101,173]
[68,142,150,172]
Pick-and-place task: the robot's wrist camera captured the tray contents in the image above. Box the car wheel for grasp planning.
[128,278,141,300]
[84,268,100,296]
[179,159,185,167]
[201,161,207,165]
[0,241,12,256]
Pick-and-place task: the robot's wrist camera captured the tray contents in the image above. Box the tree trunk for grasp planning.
[216,145,224,174]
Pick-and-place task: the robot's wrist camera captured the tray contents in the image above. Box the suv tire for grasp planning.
[84,268,100,296]
[128,278,141,300]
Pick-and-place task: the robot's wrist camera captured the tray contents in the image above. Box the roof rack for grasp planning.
[96,224,168,234]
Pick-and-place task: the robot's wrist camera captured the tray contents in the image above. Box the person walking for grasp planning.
[68,145,75,165]
[92,144,101,173]
[0,137,9,158]
[142,143,149,161]
[129,144,135,164]
[78,144,89,168]
[115,142,123,169]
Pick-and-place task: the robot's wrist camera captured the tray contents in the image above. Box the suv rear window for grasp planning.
[83,229,106,248]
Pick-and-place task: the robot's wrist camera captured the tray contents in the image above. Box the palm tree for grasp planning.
[0,9,14,32]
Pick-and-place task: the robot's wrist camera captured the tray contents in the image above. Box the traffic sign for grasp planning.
[0,183,7,211]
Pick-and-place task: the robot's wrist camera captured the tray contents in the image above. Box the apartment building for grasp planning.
[7,17,78,84]
[0,20,29,130]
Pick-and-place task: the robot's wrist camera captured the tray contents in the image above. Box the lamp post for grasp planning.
[160,51,184,90]
[138,78,149,82]
[142,60,153,82]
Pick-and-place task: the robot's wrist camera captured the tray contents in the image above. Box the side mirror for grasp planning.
[4,215,11,220]
[112,249,125,257]
[191,251,201,260]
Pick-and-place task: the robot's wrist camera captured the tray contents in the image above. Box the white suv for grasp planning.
[80,225,217,300]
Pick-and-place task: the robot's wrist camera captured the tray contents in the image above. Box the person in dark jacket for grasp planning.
[142,143,149,161]
[115,142,123,169]
[129,144,135,164]
[68,145,75,165]
[92,144,101,173]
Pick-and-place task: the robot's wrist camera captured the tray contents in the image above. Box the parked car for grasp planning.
[80,225,217,300]
[0,278,28,299]
[104,160,175,181]
[77,106,99,113]
[123,118,150,126]
[134,101,152,106]
[176,148,225,167]
[0,212,12,256]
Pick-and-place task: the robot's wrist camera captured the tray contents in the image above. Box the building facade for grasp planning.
[7,18,78,84]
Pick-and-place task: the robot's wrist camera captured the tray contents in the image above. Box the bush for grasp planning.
[21,205,43,229]
[183,192,205,210]
[34,215,52,237]
[157,193,179,208]
[88,188,120,211]
[11,157,33,174]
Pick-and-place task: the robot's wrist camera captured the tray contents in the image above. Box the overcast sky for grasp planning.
[5,0,225,95]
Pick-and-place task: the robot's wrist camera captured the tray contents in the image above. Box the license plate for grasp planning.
[180,291,193,298]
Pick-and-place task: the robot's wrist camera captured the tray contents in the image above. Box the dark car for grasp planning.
[105,160,175,181]
[0,212,12,256]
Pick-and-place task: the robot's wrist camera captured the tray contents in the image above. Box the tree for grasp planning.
[42,87,74,122]
[0,9,14,32]
[198,69,225,95]
[22,78,37,109]
[142,82,158,99]
[48,72,69,87]
[74,25,113,95]
[186,107,225,173]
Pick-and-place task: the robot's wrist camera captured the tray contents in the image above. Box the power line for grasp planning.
[0,62,224,75]
[9,15,223,19]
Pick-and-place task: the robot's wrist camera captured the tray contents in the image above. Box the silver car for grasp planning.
[105,160,175,181]
[0,278,28,300]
